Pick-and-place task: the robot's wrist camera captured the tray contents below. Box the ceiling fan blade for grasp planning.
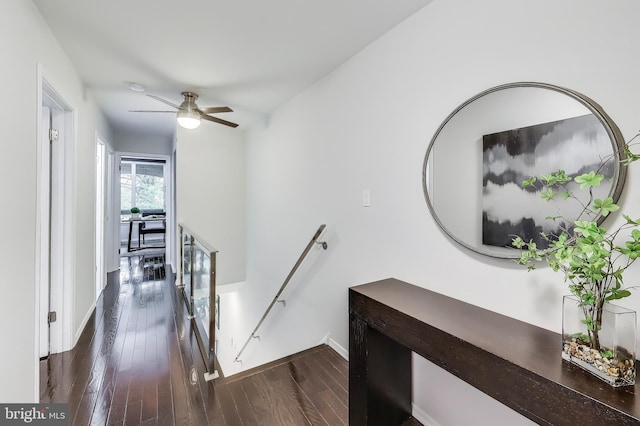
[129,110,176,113]
[201,114,239,128]
[199,106,233,114]
[146,94,180,109]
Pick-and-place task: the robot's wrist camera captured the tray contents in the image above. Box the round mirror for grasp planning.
[422,82,627,259]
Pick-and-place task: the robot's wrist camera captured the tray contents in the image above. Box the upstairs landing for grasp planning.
[40,256,348,425]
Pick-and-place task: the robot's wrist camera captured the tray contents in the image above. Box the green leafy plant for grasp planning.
[130,207,140,214]
[512,131,640,351]
[601,349,615,359]
[570,332,591,345]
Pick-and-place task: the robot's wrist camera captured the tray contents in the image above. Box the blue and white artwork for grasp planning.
[482,114,614,249]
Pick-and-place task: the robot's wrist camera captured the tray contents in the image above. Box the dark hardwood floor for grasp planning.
[40,255,349,425]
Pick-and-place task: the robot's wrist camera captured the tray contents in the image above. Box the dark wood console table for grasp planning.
[349,278,640,425]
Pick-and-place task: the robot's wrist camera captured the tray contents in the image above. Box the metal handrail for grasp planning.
[179,222,218,255]
[234,224,328,363]
[178,223,219,380]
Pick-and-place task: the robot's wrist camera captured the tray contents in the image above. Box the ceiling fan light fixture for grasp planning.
[176,92,201,129]
[177,110,201,129]
[137,91,237,129]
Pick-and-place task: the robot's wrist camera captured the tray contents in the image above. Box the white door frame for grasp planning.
[106,146,119,273]
[95,136,107,299]
[35,64,76,387]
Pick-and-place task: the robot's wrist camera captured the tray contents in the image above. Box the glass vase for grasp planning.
[562,295,636,387]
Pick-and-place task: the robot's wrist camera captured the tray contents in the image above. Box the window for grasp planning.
[120,158,166,221]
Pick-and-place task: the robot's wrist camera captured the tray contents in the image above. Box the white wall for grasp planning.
[0,0,111,402]
[112,130,174,156]
[237,0,640,424]
[176,125,246,286]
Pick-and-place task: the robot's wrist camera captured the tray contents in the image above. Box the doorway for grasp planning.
[118,155,170,253]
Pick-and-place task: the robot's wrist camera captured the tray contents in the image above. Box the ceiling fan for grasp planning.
[131,92,238,129]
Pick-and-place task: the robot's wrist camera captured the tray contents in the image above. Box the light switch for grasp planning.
[362,189,371,207]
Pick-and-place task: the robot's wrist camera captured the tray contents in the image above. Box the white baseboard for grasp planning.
[412,403,440,426]
[328,338,348,360]
[318,333,348,360]
[74,301,96,346]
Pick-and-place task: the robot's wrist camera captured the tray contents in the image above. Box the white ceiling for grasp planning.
[34,0,434,136]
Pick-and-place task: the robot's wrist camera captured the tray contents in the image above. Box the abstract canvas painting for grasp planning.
[482,114,614,249]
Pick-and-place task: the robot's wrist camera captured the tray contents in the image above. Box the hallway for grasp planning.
[40,256,348,425]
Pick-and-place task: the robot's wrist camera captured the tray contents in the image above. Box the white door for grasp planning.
[38,103,65,357]
[38,107,51,359]
[49,105,65,355]
[38,100,66,358]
